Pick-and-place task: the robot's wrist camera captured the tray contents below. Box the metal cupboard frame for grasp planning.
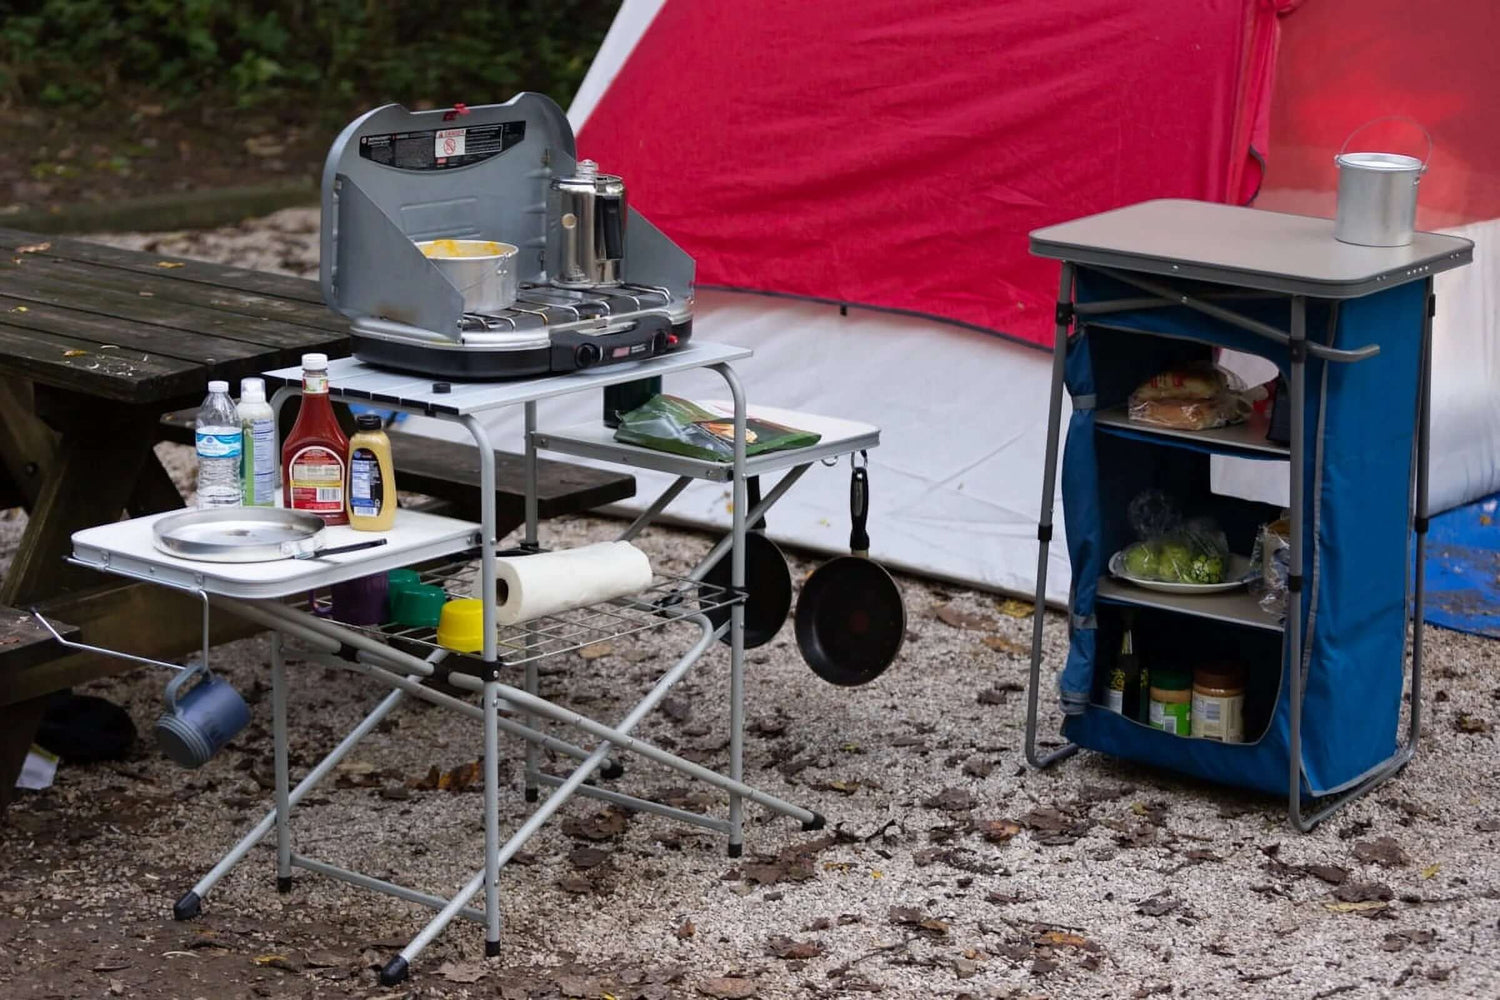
[1019,200,1473,831]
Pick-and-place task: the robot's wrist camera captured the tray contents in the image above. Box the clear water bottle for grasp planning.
[196,380,243,509]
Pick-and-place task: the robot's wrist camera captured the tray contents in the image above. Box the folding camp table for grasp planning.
[61,341,879,984]
[1021,199,1473,830]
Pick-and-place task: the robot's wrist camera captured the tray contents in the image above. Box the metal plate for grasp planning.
[153,508,325,563]
[1108,551,1252,595]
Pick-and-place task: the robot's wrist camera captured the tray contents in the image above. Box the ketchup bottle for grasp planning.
[281,353,350,525]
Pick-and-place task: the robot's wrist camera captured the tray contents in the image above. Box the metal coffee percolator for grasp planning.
[547,160,626,288]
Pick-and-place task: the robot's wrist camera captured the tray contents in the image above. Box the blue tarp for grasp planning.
[1424,494,1500,638]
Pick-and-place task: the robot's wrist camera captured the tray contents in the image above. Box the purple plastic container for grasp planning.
[330,574,389,626]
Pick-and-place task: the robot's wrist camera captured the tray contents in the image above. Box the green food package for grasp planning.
[613,395,821,461]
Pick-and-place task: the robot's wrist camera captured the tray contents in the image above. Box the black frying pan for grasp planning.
[795,461,905,686]
[702,477,793,648]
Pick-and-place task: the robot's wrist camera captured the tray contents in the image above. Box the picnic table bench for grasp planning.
[0,228,634,802]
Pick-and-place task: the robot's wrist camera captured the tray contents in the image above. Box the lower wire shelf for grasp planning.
[293,551,742,668]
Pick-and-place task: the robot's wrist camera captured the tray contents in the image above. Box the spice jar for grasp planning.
[1148,667,1191,736]
[1192,665,1246,743]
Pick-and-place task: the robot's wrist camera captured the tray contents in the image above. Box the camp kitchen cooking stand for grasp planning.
[1021,199,1473,830]
[62,98,882,985]
[321,94,694,379]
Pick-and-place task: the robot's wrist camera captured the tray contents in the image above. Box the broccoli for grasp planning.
[1123,542,1158,578]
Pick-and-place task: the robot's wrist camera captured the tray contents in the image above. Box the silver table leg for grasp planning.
[523,401,541,804]
[1025,262,1080,768]
[713,362,748,856]
[271,632,292,894]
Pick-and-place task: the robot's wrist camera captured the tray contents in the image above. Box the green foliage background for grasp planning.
[0,1,620,109]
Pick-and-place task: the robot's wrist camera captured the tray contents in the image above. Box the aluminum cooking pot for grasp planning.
[415,238,520,313]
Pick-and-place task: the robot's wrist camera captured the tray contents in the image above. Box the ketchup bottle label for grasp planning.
[288,445,346,516]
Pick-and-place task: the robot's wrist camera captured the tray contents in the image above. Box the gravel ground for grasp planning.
[0,218,1496,999]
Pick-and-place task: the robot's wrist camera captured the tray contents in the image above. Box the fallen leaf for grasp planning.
[952,957,980,979]
[302,950,343,968]
[675,920,695,940]
[662,697,692,722]
[252,953,299,971]
[888,906,925,926]
[996,599,1033,618]
[922,787,975,812]
[1036,930,1091,949]
[934,605,991,630]
[17,242,51,254]
[562,806,630,841]
[155,261,185,269]
[1420,863,1440,880]
[580,641,615,660]
[569,846,610,870]
[1302,864,1350,885]
[1454,713,1491,734]
[981,634,1026,655]
[1333,882,1393,903]
[698,977,757,999]
[977,819,1022,843]
[557,876,594,895]
[765,935,823,959]
[437,960,487,983]
[962,757,994,779]
[1136,891,1180,917]
[1353,837,1410,868]
[11,305,29,313]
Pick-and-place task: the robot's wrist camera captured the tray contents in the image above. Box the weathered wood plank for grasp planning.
[0,605,78,674]
[0,321,201,402]
[0,229,326,305]
[0,266,340,354]
[387,431,636,524]
[15,254,347,333]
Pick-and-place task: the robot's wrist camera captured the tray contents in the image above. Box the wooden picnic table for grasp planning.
[0,227,348,802]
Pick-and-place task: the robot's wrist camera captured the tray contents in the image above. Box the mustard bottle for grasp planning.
[347,414,396,531]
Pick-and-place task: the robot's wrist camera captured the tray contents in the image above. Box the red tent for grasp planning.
[502,0,1497,597]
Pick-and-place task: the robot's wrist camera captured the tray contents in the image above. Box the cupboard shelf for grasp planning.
[1095,577,1283,633]
[1094,406,1288,459]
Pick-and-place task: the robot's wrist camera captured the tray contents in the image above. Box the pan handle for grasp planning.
[850,462,870,556]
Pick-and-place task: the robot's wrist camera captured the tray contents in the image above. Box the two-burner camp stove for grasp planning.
[320,94,693,379]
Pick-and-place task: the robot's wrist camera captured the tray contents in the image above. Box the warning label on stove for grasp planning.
[358,120,525,170]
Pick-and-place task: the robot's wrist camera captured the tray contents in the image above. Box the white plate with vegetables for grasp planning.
[1108,546,1252,595]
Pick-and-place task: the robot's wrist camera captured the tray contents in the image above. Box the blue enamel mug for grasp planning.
[154,663,250,768]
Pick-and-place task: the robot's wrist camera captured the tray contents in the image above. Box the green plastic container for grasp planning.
[390,584,447,629]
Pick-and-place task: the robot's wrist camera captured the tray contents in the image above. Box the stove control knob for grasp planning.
[574,343,602,369]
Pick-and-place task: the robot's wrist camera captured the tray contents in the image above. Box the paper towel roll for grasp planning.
[492,542,653,626]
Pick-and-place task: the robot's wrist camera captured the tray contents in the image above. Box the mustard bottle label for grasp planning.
[349,447,383,519]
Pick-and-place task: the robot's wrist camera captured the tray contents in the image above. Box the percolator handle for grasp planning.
[1338,115,1432,171]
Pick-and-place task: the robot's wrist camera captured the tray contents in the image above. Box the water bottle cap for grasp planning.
[207,380,229,394]
[239,377,265,402]
[302,353,329,370]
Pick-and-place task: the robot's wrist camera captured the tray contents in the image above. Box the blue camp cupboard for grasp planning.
[1022,199,1473,830]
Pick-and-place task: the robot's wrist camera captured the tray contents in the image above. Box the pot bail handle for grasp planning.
[1338,115,1432,171]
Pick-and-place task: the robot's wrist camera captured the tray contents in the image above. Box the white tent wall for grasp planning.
[404,291,1074,603]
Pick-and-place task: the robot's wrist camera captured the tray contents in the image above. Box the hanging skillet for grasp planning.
[795,455,905,685]
[702,476,793,648]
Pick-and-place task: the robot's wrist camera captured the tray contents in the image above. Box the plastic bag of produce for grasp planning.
[1128,362,1251,431]
[1118,490,1231,585]
[613,395,821,461]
